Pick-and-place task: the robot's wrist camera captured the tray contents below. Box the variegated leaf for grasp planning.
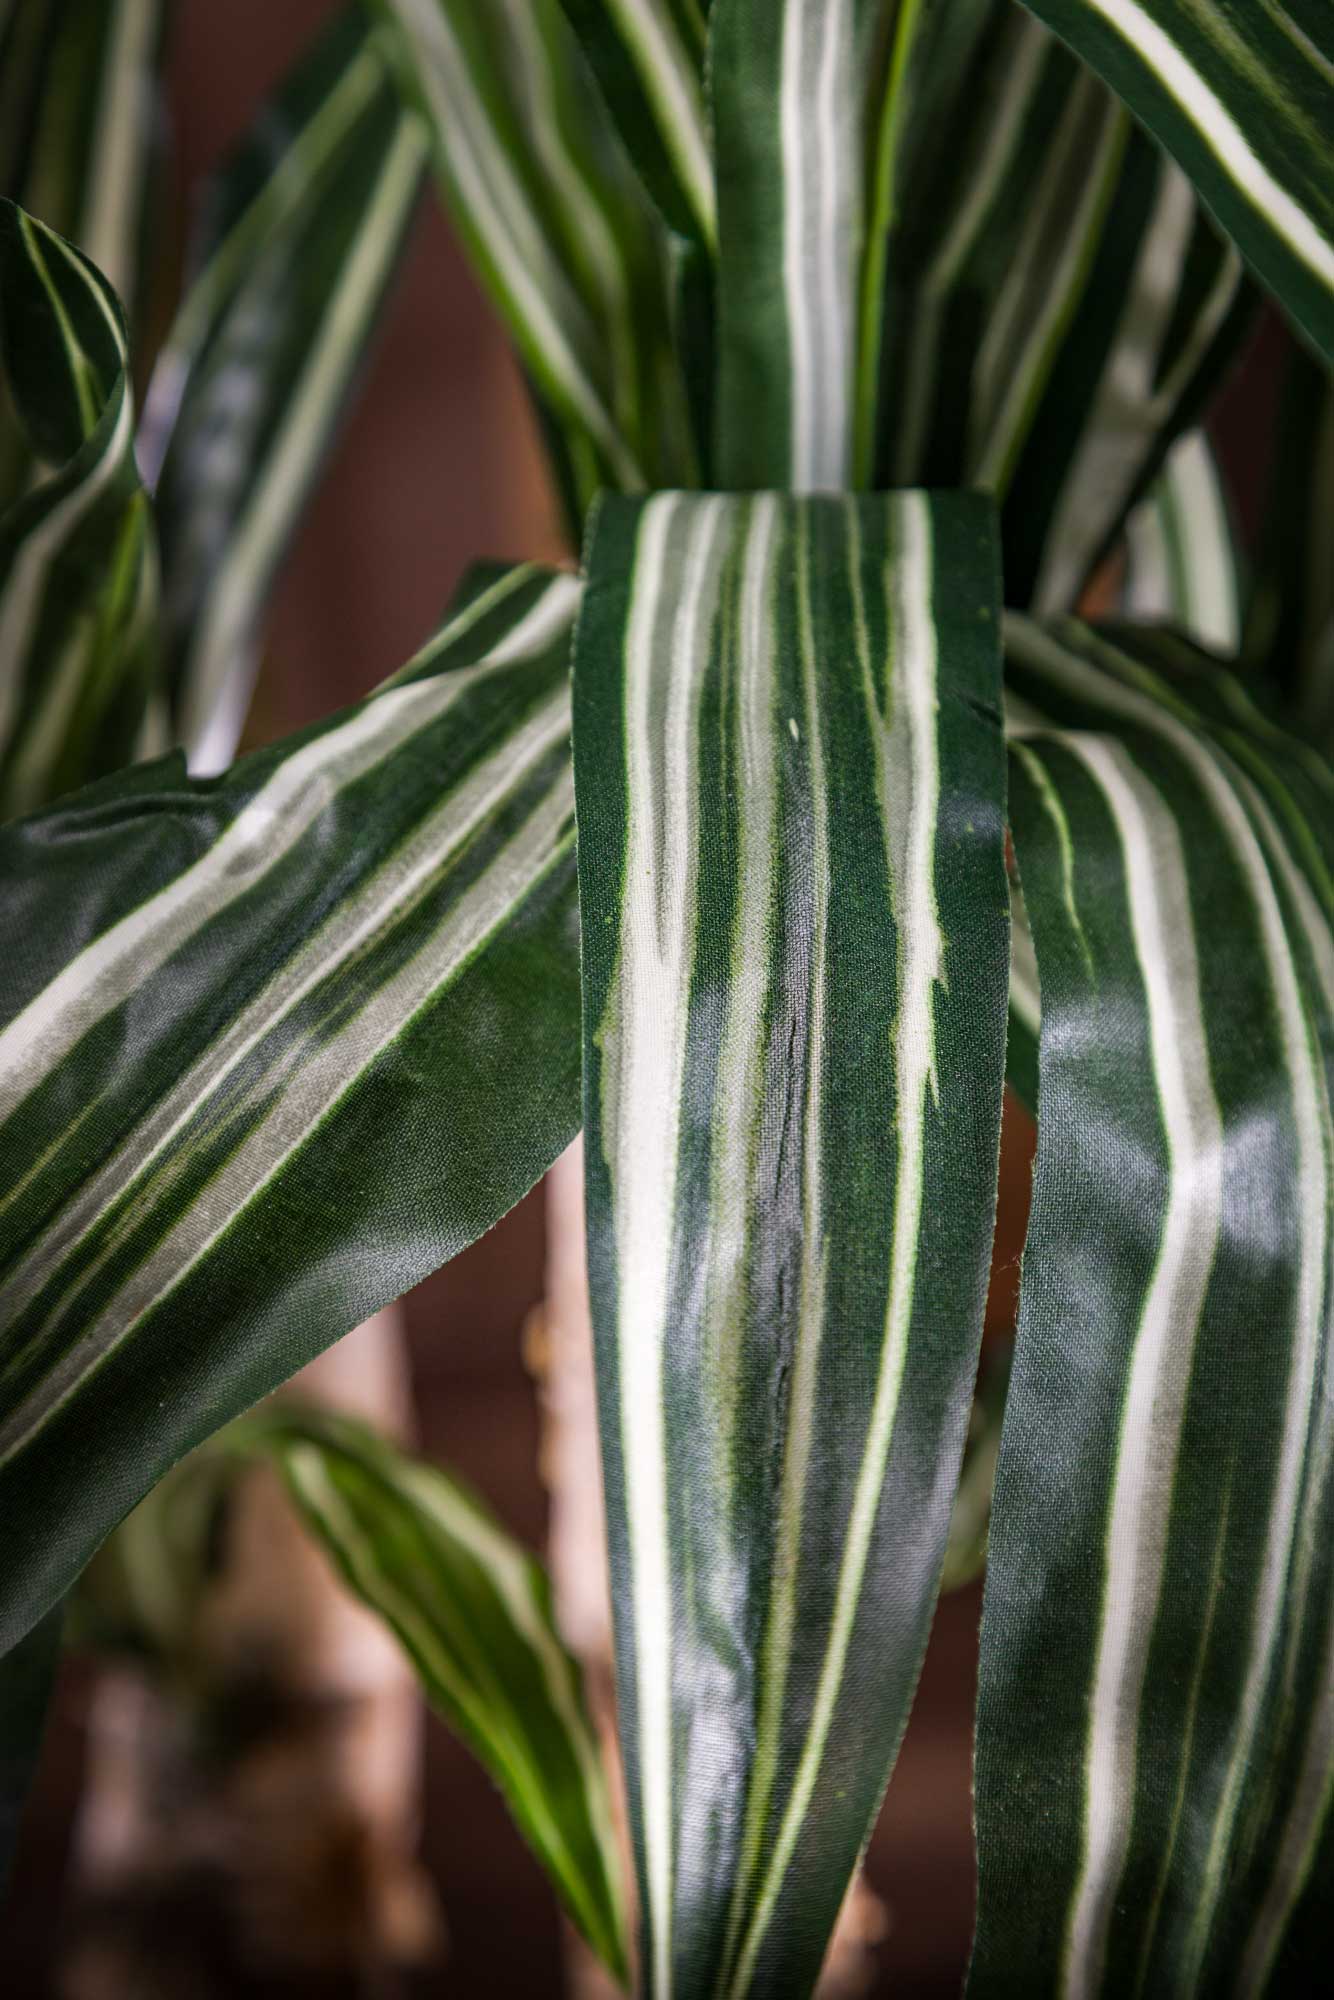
[0,563,582,1658]
[1018,0,1334,368]
[0,0,163,520]
[1123,427,1243,653]
[0,199,160,816]
[873,5,1251,609]
[141,6,427,772]
[575,489,1009,1996]
[373,0,698,510]
[974,615,1334,1996]
[556,0,714,245]
[240,1405,629,1982]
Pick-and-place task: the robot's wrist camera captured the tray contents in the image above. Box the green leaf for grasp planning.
[141,7,427,771]
[874,6,1251,609]
[709,0,905,489]
[0,199,160,816]
[1123,427,1243,653]
[974,616,1334,1995]
[373,0,697,509]
[0,561,582,1659]
[239,1405,629,1983]
[0,1601,61,1899]
[1016,0,1334,369]
[575,490,1009,1996]
[556,0,714,245]
[0,0,163,324]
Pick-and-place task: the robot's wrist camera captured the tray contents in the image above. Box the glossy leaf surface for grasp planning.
[0,563,581,1656]
[576,489,1009,1996]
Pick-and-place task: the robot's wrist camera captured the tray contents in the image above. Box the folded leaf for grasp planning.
[974,616,1334,1995]
[241,1405,629,1982]
[0,0,163,361]
[374,0,697,507]
[1017,0,1334,369]
[141,6,427,771]
[0,199,160,816]
[0,562,581,1657]
[575,490,1009,1996]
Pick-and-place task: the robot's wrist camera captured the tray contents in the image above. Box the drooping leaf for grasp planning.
[556,0,714,246]
[373,0,697,509]
[0,199,160,817]
[974,615,1334,1995]
[0,562,582,1658]
[1123,426,1243,653]
[873,5,1251,609]
[141,6,427,772]
[238,1404,629,1982]
[0,1601,61,1899]
[575,490,1009,1996]
[1017,0,1334,370]
[1242,335,1334,745]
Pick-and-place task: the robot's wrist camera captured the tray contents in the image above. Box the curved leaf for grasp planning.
[974,616,1334,1996]
[0,562,582,1657]
[0,199,159,816]
[374,0,697,507]
[1017,0,1334,368]
[575,489,1008,1996]
[874,5,1251,609]
[240,1405,629,1983]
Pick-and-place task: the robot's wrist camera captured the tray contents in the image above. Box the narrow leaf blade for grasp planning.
[575,489,1009,1995]
[245,1406,629,1983]
[0,563,581,1656]
[142,6,427,771]
[974,616,1334,1994]
[0,199,160,815]
[1017,0,1334,366]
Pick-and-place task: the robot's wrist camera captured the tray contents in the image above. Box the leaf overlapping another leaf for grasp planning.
[974,616,1334,1996]
[576,488,1009,1996]
[0,562,582,1658]
[0,199,160,817]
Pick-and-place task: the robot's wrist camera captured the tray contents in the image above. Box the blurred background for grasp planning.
[2,1,1274,1993]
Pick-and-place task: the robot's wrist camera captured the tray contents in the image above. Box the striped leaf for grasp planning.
[239,1405,629,1981]
[141,7,427,772]
[373,0,698,510]
[1017,0,1334,369]
[873,5,1251,609]
[556,0,714,245]
[1123,427,1244,653]
[0,0,163,508]
[973,616,1334,1995]
[0,562,582,1659]
[1242,335,1334,745]
[709,0,899,489]
[0,199,160,816]
[575,490,1009,1996]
